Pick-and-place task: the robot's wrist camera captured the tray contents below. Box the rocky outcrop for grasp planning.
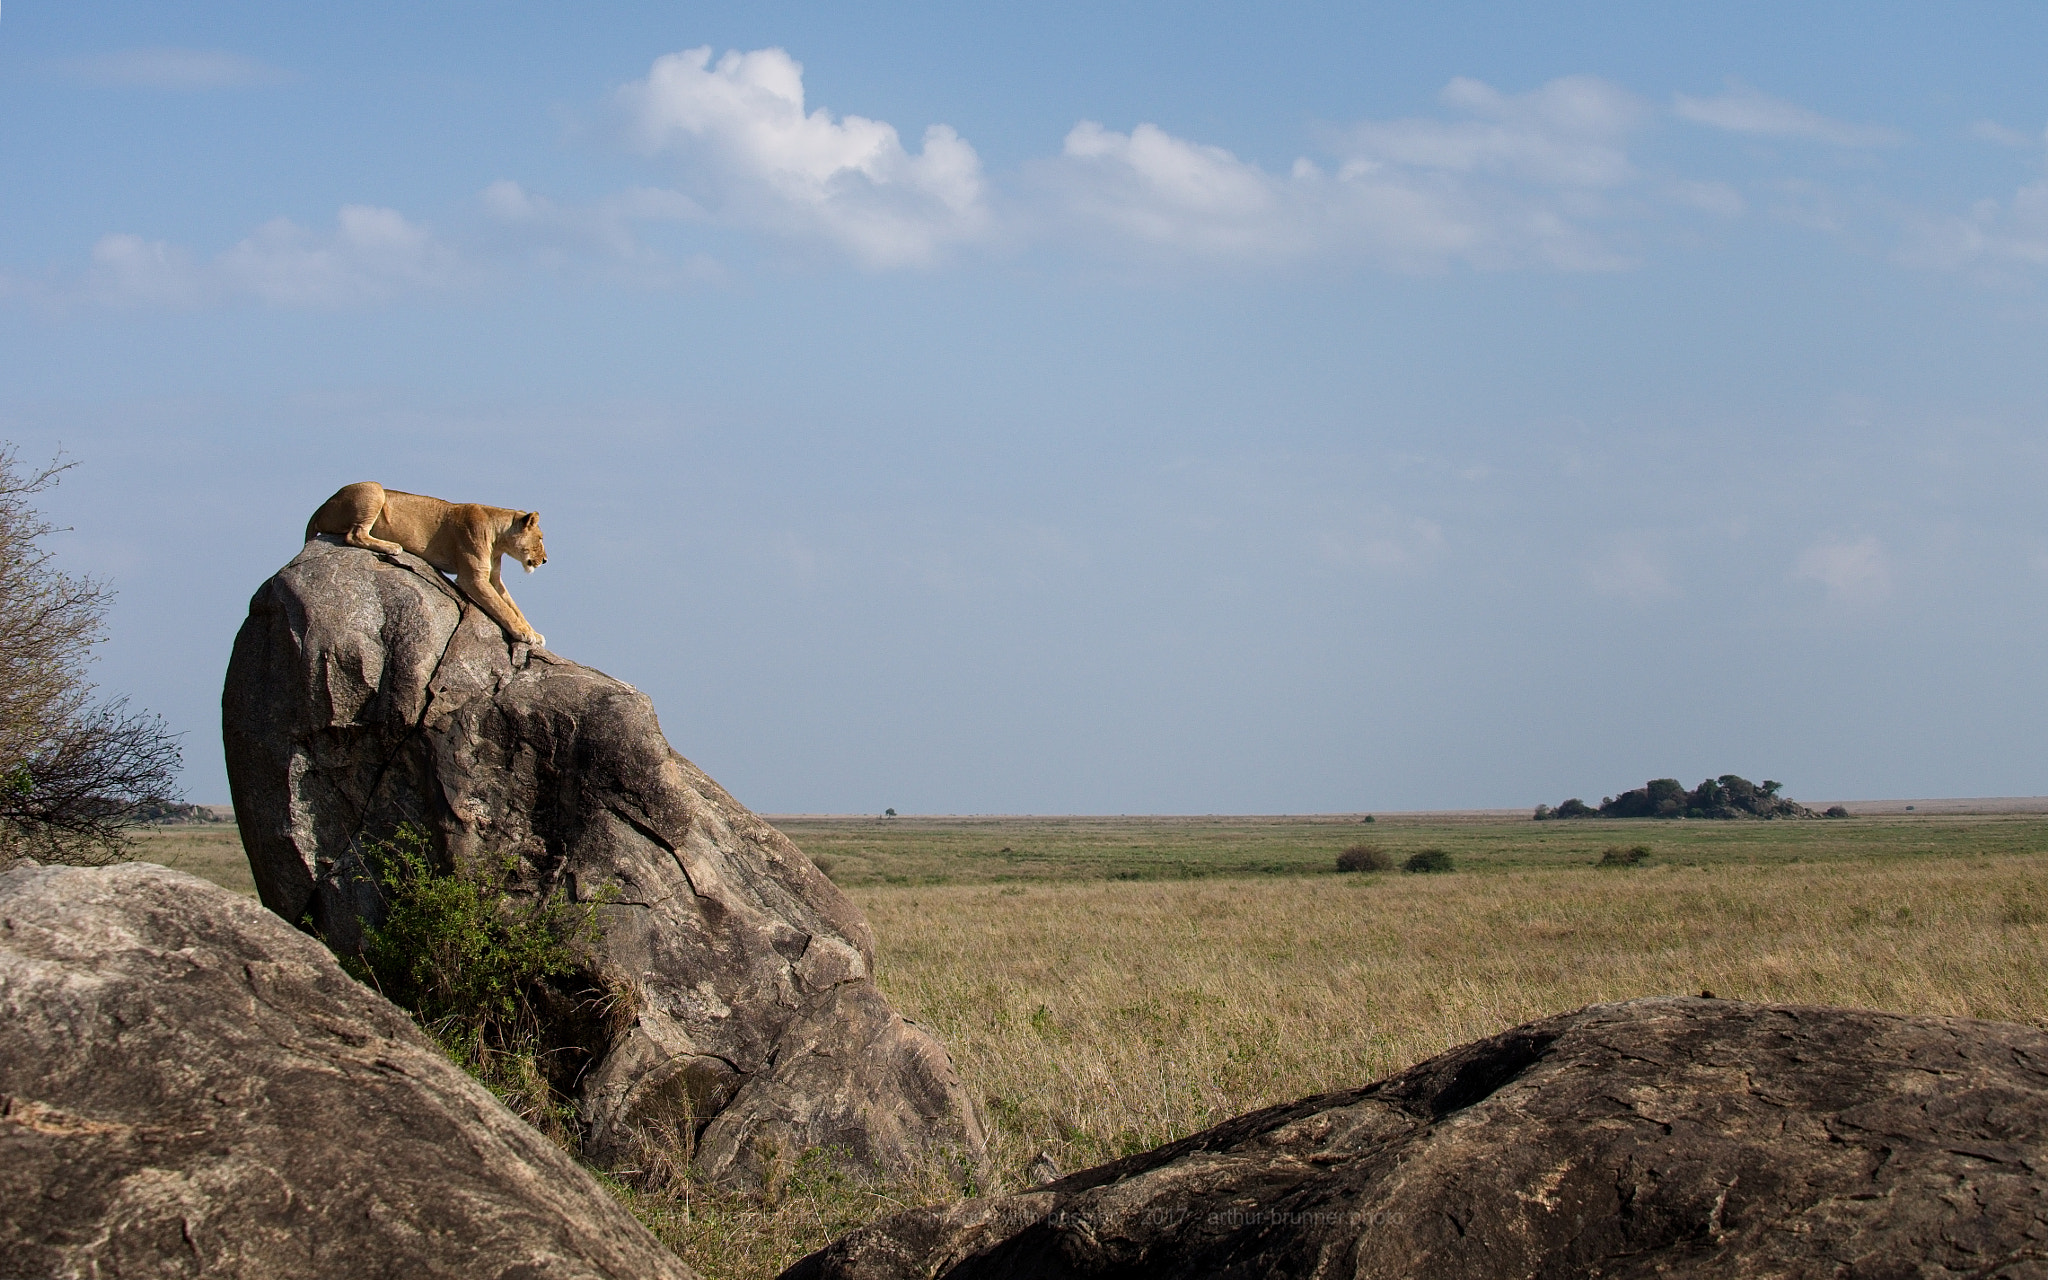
[789,997,2048,1279]
[222,538,984,1186]
[0,861,696,1280]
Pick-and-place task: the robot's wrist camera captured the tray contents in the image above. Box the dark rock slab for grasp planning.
[0,861,697,1280]
[222,538,985,1186]
[787,997,2048,1279]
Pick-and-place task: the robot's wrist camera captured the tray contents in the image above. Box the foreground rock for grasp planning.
[790,997,2048,1279]
[222,538,984,1185]
[0,862,696,1280]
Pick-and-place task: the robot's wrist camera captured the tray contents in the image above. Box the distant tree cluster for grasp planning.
[1535,775,1812,822]
[0,447,181,866]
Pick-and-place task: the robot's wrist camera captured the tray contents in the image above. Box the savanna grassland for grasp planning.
[140,809,2048,1279]
[131,822,252,893]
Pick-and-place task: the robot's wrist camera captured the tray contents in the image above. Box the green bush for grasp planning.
[1401,849,1454,874]
[339,824,614,1144]
[1598,844,1652,867]
[1336,843,1390,873]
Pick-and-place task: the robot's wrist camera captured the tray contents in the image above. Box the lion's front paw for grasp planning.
[526,632,545,647]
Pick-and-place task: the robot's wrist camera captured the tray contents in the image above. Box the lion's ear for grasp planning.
[522,511,539,527]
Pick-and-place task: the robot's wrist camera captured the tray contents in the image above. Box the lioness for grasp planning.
[305,481,548,646]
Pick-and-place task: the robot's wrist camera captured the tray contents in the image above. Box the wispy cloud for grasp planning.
[598,54,1655,272]
[1674,81,1905,147]
[1318,513,1447,574]
[87,206,461,308]
[1037,75,1646,270]
[1346,75,1645,187]
[1662,179,1746,218]
[24,53,1684,292]
[1895,178,2048,277]
[59,47,287,91]
[1793,536,1892,605]
[612,46,991,269]
[54,48,2048,301]
[1968,119,2043,149]
[478,180,722,285]
[1584,541,1678,603]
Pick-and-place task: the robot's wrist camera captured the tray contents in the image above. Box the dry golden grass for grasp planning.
[127,824,254,894]
[605,1152,974,1280]
[130,815,2048,1278]
[851,853,2048,1192]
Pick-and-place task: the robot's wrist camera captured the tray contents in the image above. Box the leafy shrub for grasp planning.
[1824,805,1850,819]
[1598,844,1651,867]
[338,824,616,1143]
[1401,849,1454,874]
[1336,843,1390,873]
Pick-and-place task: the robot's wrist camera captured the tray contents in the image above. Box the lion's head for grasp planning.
[511,511,547,572]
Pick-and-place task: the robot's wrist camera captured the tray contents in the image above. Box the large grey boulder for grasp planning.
[222,538,985,1186]
[789,997,2048,1279]
[0,861,696,1280]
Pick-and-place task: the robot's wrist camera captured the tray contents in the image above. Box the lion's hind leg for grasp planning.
[346,520,406,555]
[308,481,405,554]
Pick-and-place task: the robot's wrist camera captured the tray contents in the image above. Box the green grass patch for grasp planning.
[776,812,2048,887]
[1599,844,1653,868]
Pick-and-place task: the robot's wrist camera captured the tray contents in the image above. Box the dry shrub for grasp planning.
[1598,844,1652,867]
[1402,848,1455,874]
[1335,843,1389,873]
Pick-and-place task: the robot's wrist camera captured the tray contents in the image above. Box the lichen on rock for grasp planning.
[788,997,2048,1279]
[0,861,697,1280]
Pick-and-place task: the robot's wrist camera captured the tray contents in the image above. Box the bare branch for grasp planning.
[0,444,183,867]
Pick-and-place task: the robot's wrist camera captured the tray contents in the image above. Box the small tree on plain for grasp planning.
[1336,843,1390,873]
[1402,849,1455,874]
[0,446,180,866]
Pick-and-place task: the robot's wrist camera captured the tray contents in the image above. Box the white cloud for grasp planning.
[612,46,989,268]
[580,58,1649,272]
[1767,179,1847,234]
[1663,179,1746,218]
[1585,543,1677,603]
[86,235,206,307]
[1793,536,1892,605]
[1346,75,1645,187]
[1894,179,2048,276]
[1039,76,1646,270]
[1049,121,1310,258]
[1318,515,1446,573]
[1969,120,2042,148]
[1674,82,1905,147]
[88,206,460,307]
[479,179,716,283]
[60,48,287,90]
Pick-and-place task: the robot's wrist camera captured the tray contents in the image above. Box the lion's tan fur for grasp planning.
[305,481,549,646]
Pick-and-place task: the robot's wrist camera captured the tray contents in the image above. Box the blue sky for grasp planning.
[3,3,2046,812]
